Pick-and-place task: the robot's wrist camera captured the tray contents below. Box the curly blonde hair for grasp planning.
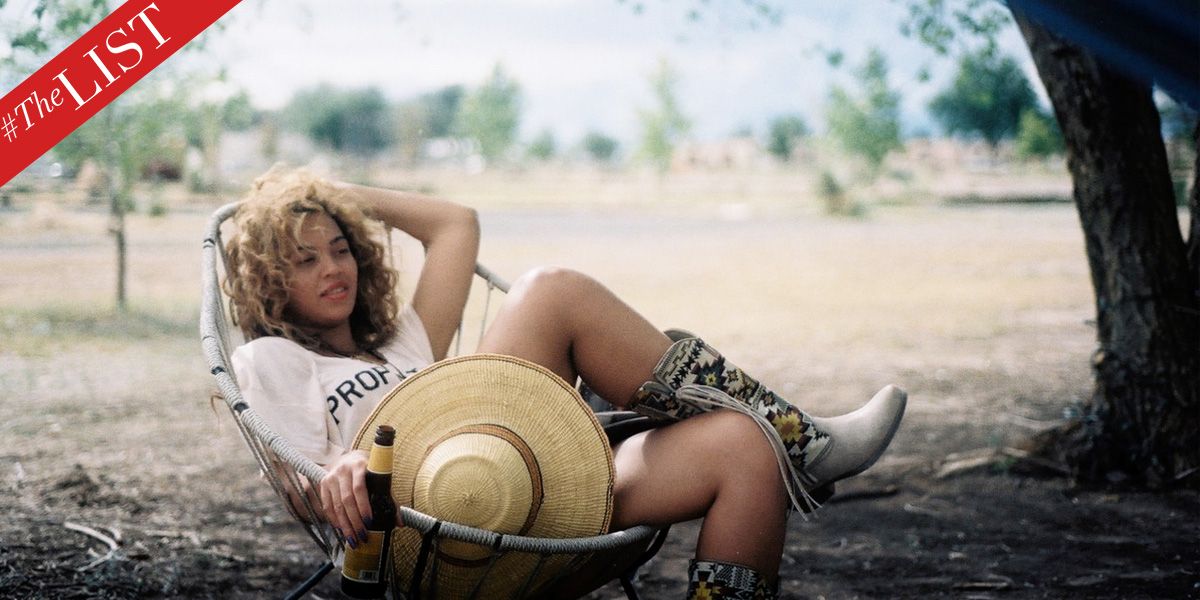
[223,167,400,352]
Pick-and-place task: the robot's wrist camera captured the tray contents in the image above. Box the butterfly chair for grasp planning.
[200,202,669,599]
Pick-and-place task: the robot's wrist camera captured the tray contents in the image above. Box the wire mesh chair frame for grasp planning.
[200,202,667,599]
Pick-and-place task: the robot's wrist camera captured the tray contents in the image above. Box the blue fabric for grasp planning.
[1009,0,1200,107]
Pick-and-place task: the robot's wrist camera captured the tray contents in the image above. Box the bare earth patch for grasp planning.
[1,202,1196,598]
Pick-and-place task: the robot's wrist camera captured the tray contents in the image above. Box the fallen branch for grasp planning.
[827,484,900,504]
[902,502,942,517]
[99,525,123,544]
[935,452,998,479]
[198,547,248,563]
[63,521,119,572]
[81,550,120,571]
[144,528,202,546]
[1004,413,1065,431]
[63,522,117,552]
[954,577,1013,591]
[998,447,1070,476]
[935,446,1070,480]
[941,448,995,463]
[1172,465,1200,482]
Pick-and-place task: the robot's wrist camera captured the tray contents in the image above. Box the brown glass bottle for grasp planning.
[340,425,397,599]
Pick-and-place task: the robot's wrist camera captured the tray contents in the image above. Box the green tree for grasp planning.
[897,0,1199,488]
[1014,107,1063,159]
[284,85,393,156]
[458,64,522,162]
[527,130,557,161]
[420,85,465,138]
[394,100,430,164]
[1,0,209,312]
[52,86,190,183]
[825,48,903,175]
[766,114,809,161]
[637,58,692,172]
[220,89,259,132]
[179,79,250,193]
[395,85,465,165]
[929,48,1039,147]
[583,131,619,163]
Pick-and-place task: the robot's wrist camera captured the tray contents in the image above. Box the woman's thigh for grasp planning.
[476,267,670,404]
[608,411,788,570]
[608,410,784,529]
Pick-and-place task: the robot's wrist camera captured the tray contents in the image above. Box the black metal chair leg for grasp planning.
[619,575,642,600]
[618,526,670,600]
[284,560,335,600]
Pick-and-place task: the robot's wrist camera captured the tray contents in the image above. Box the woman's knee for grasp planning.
[510,266,595,303]
[705,411,784,486]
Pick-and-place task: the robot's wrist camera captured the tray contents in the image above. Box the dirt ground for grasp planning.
[1,194,1197,599]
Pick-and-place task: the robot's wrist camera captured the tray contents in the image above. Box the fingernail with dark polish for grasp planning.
[362,516,373,528]
[358,530,369,543]
[347,537,357,549]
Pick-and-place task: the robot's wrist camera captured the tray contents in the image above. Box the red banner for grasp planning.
[0,0,242,187]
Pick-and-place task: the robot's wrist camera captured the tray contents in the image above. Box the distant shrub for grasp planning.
[583,132,619,163]
[528,130,556,161]
[1015,108,1064,159]
[819,170,854,216]
[766,114,809,162]
[148,199,168,217]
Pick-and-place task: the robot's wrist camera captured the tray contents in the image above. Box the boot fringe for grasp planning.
[675,384,823,518]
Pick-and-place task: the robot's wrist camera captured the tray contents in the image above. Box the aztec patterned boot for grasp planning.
[631,337,906,503]
[686,559,777,600]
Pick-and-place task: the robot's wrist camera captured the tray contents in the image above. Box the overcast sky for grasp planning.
[5,0,1041,145]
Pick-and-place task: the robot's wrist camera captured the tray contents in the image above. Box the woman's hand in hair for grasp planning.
[318,449,372,548]
[334,181,479,360]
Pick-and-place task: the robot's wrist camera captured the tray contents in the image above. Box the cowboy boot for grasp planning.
[686,559,777,600]
[631,337,906,495]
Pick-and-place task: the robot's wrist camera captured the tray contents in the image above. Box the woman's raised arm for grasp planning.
[336,182,480,360]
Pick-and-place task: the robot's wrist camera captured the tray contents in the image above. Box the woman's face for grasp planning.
[284,212,359,333]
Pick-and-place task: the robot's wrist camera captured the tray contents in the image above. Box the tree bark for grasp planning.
[103,109,128,313]
[1013,10,1200,488]
[114,208,127,312]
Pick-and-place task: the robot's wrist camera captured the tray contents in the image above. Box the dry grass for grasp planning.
[0,187,1097,464]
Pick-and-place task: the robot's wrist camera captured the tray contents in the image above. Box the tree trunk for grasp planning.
[103,109,128,313]
[114,208,127,312]
[107,181,128,313]
[1013,10,1200,488]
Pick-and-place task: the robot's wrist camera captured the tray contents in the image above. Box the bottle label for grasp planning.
[367,445,393,474]
[342,531,387,583]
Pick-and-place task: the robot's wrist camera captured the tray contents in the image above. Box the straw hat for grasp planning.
[352,354,615,598]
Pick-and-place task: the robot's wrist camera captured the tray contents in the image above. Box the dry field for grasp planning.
[0,178,1196,598]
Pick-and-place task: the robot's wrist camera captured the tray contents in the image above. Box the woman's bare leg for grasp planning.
[476,267,671,405]
[611,410,787,577]
[478,268,787,575]
[482,271,905,513]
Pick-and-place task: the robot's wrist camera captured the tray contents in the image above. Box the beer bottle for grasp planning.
[340,425,397,599]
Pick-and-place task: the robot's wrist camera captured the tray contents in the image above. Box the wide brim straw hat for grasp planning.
[352,354,615,598]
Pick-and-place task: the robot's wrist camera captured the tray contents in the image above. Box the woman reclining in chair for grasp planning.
[225,167,906,600]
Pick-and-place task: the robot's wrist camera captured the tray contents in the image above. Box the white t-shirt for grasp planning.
[231,304,436,464]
